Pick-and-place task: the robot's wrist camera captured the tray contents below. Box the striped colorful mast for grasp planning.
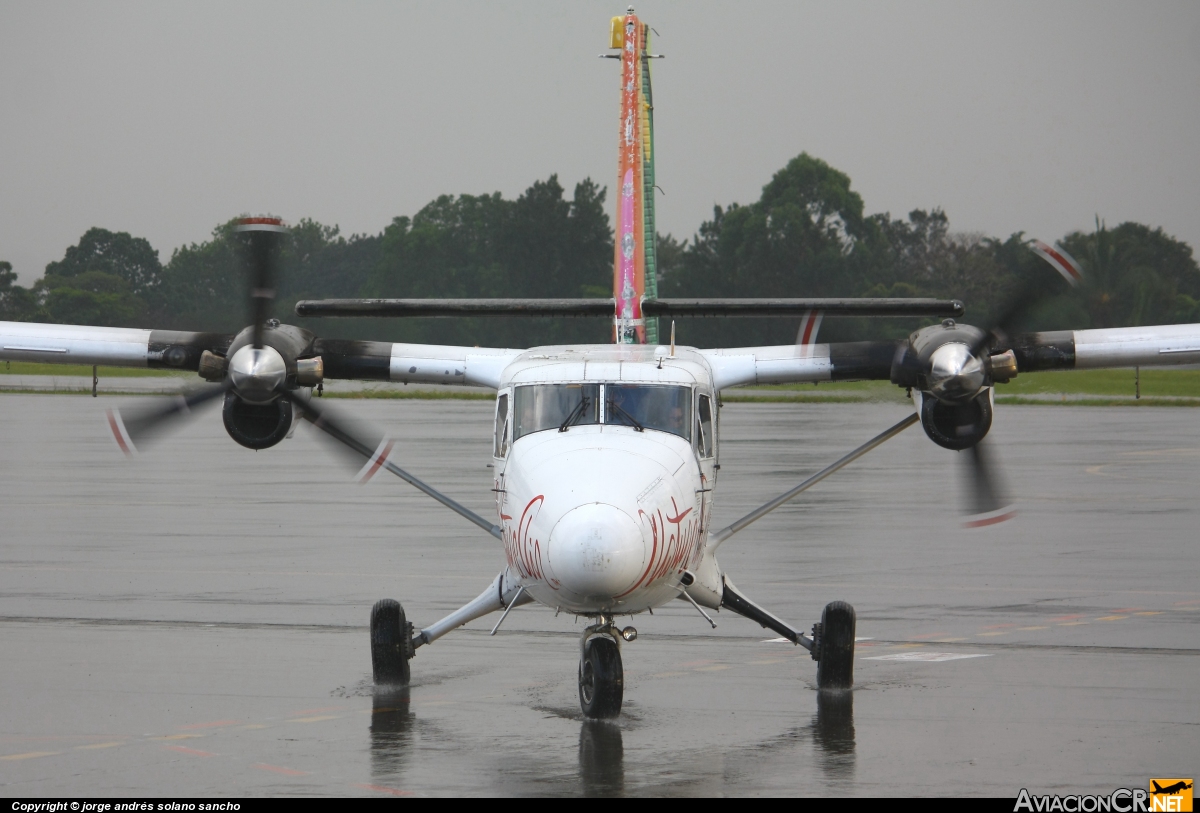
[609,8,659,344]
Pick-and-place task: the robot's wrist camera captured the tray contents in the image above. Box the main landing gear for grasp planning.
[717,579,856,691]
[370,599,414,686]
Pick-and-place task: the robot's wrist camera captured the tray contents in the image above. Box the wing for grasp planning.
[0,321,522,389]
[702,323,1200,390]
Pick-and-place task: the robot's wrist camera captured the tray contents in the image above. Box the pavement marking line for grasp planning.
[865,652,992,663]
[254,763,307,776]
[290,706,341,716]
[977,631,1009,637]
[180,720,240,730]
[1058,621,1089,626]
[1096,615,1128,621]
[1017,626,1049,631]
[154,734,204,741]
[288,715,340,723]
[164,745,216,757]
[1134,611,1164,616]
[75,742,123,750]
[355,783,415,797]
[0,751,61,761]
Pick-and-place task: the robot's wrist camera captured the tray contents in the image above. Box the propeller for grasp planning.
[895,239,1083,526]
[106,216,291,453]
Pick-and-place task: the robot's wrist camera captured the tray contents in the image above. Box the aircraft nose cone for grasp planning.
[548,503,647,600]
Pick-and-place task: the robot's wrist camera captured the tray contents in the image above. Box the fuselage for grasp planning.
[491,345,719,614]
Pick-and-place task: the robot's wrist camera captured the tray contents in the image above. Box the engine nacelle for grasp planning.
[222,392,293,450]
[918,389,993,451]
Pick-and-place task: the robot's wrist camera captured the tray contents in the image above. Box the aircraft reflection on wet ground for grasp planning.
[367,688,854,796]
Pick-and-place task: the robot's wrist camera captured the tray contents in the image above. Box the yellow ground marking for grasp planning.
[1017,626,1048,631]
[288,715,340,723]
[75,742,123,750]
[1096,615,1128,621]
[1058,621,1089,626]
[935,637,968,642]
[978,631,1009,637]
[179,720,240,730]
[0,751,60,761]
[695,664,730,672]
[1134,611,1163,616]
[898,643,926,648]
[153,733,203,740]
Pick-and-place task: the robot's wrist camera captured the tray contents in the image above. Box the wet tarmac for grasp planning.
[0,394,1196,796]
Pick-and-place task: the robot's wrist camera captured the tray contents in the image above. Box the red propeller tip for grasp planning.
[962,507,1017,529]
[236,216,288,232]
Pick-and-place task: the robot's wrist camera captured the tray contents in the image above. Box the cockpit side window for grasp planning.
[696,394,714,458]
[494,393,509,457]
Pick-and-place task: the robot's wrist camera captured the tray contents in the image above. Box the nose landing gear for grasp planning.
[579,616,625,718]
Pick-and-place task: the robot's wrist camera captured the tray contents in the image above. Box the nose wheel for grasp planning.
[579,632,623,718]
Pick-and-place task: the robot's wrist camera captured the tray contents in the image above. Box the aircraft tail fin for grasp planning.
[610,10,658,344]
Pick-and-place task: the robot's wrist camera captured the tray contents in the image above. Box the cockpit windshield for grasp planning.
[511,383,692,441]
[513,383,600,440]
[606,384,692,440]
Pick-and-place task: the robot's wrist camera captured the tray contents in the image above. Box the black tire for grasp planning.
[370,599,411,686]
[816,600,856,691]
[579,636,623,718]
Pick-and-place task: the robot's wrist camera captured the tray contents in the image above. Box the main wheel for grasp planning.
[816,600,856,691]
[370,599,411,686]
[579,636,623,718]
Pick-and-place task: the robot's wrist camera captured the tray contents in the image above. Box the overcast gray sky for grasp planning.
[2,1,1198,283]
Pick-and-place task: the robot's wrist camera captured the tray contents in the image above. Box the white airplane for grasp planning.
[4,10,1200,719]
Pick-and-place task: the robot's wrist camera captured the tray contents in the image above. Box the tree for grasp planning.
[367,175,613,346]
[36,229,157,327]
[0,261,46,322]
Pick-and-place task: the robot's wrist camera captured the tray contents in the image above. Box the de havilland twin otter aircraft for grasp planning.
[4,10,1200,718]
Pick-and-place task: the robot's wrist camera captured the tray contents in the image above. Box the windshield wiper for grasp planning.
[606,399,644,432]
[558,396,591,432]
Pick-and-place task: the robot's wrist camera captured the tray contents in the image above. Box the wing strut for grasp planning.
[708,413,918,550]
[290,396,503,540]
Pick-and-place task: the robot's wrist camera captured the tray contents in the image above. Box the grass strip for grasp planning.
[0,362,188,377]
[995,396,1200,407]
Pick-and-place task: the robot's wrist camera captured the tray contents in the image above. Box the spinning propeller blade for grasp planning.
[961,441,1015,527]
[236,217,287,349]
[106,384,230,455]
